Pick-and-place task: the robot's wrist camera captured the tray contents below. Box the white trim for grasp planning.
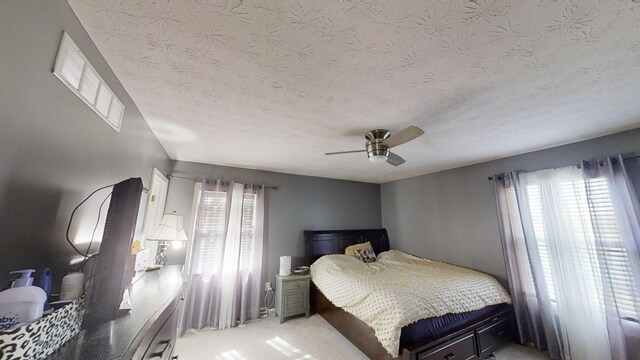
[151,167,169,184]
[141,167,169,264]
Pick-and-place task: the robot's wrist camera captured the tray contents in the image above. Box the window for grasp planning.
[239,193,257,272]
[191,188,258,281]
[524,177,640,320]
[53,32,124,132]
[192,190,227,280]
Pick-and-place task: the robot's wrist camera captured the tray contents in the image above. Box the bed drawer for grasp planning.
[476,314,515,358]
[418,332,477,360]
[282,280,307,291]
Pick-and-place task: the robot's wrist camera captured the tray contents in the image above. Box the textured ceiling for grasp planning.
[69,0,640,183]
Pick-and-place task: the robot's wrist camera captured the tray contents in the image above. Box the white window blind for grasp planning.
[53,32,124,132]
[525,178,640,320]
[192,189,258,279]
[239,194,257,272]
[192,190,227,280]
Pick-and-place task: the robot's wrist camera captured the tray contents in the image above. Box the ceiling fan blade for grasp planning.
[387,152,406,166]
[382,126,424,148]
[325,150,367,155]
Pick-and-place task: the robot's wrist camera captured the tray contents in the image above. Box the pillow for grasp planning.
[344,241,373,257]
[354,248,377,263]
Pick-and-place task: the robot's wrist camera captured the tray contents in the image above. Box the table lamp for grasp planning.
[146,211,188,265]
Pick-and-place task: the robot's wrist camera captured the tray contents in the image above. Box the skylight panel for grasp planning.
[59,44,84,89]
[53,32,124,132]
[107,98,124,129]
[95,84,112,116]
[79,66,100,103]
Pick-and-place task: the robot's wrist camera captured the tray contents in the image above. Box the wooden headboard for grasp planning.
[304,228,390,265]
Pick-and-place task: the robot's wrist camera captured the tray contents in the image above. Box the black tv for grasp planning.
[90,177,143,320]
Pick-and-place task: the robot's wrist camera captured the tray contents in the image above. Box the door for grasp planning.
[142,167,169,265]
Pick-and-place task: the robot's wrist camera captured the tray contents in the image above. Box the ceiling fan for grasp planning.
[325,126,424,166]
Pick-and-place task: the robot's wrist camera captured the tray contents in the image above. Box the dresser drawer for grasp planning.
[477,315,515,358]
[131,290,182,360]
[141,299,180,359]
[282,280,307,291]
[418,332,477,360]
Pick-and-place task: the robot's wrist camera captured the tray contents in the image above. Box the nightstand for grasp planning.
[275,274,311,324]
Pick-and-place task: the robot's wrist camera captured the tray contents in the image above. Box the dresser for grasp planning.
[47,266,184,360]
[275,274,311,324]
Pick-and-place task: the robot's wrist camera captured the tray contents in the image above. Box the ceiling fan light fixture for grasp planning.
[325,125,422,167]
[366,141,390,163]
[369,154,388,163]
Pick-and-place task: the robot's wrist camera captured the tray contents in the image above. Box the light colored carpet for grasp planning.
[176,314,549,360]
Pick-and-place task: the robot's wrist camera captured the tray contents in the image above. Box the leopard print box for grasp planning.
[0,298,84,360]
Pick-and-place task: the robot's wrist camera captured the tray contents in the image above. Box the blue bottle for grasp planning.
[36,268,52,312]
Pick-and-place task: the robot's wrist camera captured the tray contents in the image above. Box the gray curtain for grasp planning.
[494,174,561,360]
[584,156,640,358]
[494,154,640,360]
[180,180,265,334]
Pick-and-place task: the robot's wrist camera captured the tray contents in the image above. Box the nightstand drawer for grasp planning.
[282,280,307,291]
[284,290,305,304]
[284,301,306,315]
[284,291,305,305]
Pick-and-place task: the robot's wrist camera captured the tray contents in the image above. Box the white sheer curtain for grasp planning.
[516,166,613,359]
[218,183,245,329]
[495,155,640,360]
[180,180,265,334]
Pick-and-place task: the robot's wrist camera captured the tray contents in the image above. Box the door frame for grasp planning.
[141,167,169,264]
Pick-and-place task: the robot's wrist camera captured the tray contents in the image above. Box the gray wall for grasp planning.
[164,160,382,290]
[0,1,170,288]
[381,128,640,284]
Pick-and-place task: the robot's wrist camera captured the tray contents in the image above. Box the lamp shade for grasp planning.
[147,212,188,242]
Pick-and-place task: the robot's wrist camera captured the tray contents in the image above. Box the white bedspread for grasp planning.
[310,250,512,357]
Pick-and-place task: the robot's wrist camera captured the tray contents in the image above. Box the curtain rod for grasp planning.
[487,154,640,181]
[168,174,279,189]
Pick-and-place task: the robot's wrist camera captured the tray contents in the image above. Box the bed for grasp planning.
[304,228,516,360]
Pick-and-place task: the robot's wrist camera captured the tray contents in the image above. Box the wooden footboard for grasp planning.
[313,284,400,360]
[311,285,515,360]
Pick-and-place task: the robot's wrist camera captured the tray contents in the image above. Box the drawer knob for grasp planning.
[444,353,457,360]
[496,330,505,336]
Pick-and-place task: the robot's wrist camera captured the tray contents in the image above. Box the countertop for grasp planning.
[47,265,183,360]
